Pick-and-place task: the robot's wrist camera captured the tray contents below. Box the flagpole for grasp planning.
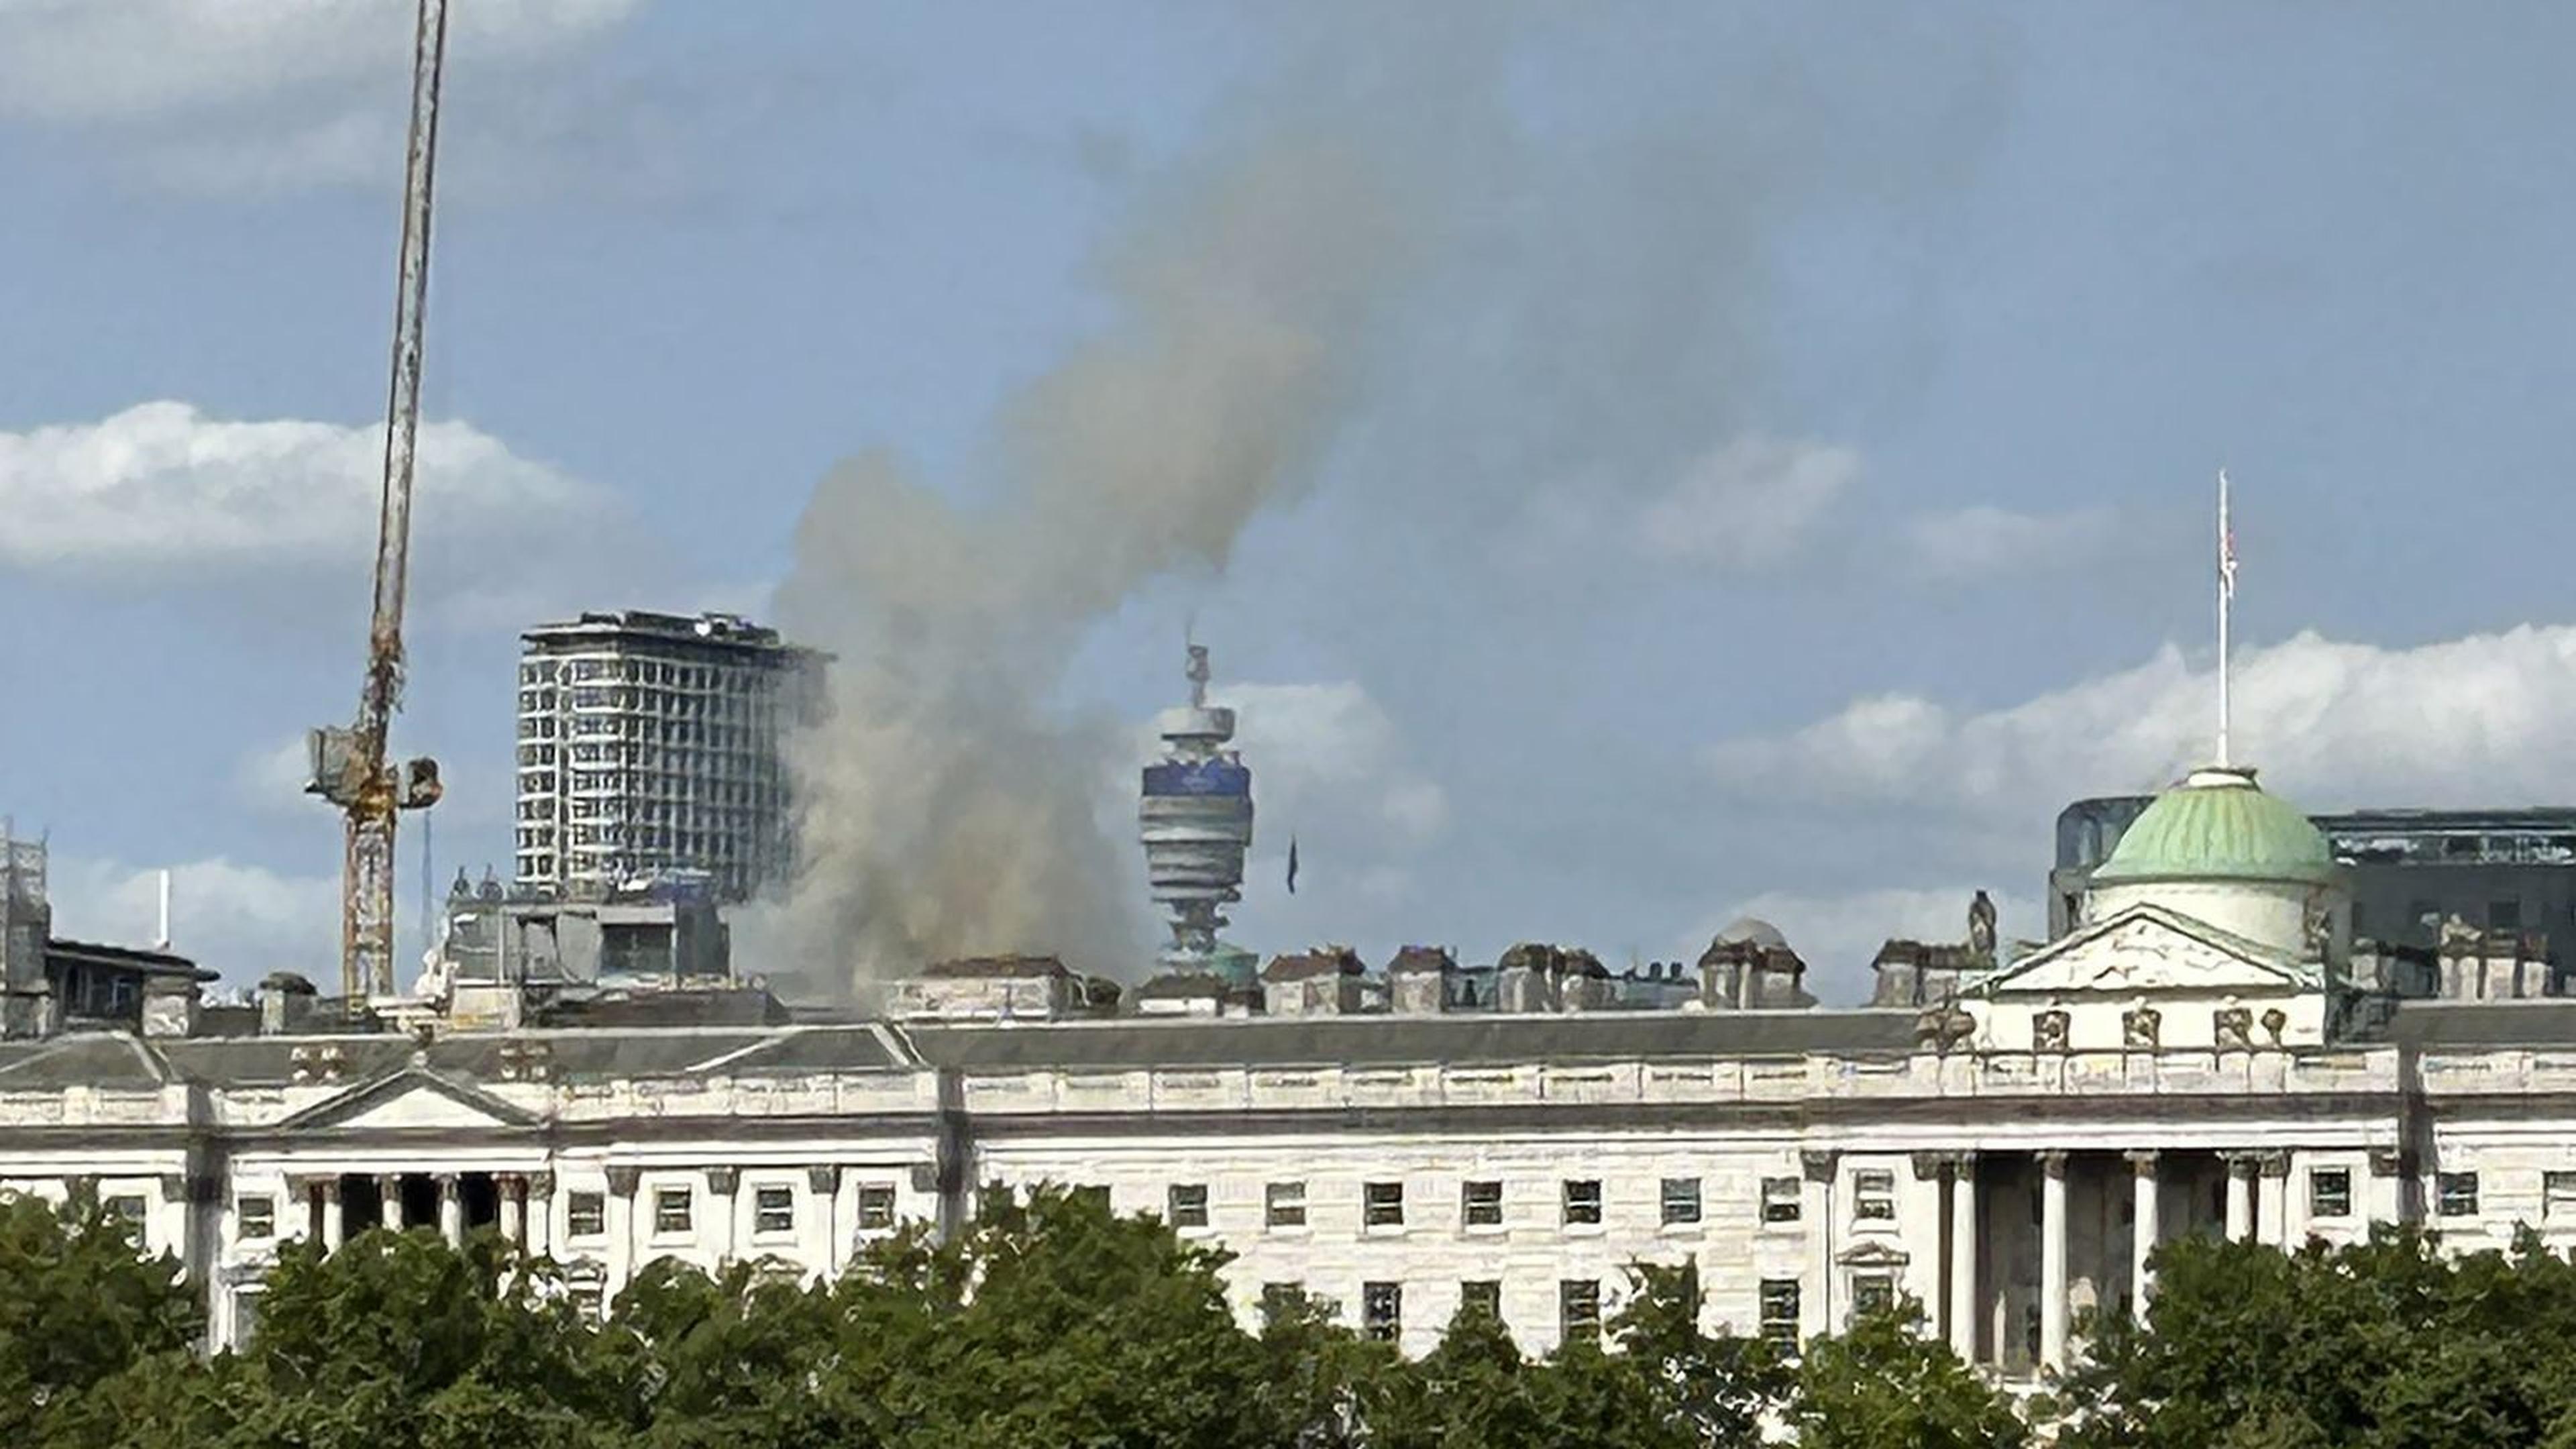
[2216,468,2232,770]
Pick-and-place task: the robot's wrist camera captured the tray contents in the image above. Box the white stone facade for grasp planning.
[0,998,2569,1375]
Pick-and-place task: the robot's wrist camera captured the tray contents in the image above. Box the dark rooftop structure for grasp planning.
[2053,796,2576,994]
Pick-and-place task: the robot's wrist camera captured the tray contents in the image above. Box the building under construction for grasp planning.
[513,611,826,904]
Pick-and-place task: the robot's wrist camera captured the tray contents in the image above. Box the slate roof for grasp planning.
[902,1010,1917,1071]
[0,1034,174,1089]
[0,1008,1918,1091]
[2387,1000,2576,1049]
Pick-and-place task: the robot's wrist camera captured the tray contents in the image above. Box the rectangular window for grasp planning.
[1759,1279,1802,1348]
[1760,1176,1803,1224]
[1267,1181,1307,1229]
[1460,1280,1503,1320]
[1167,1183,1210,1230]
[753,1186,795,1235]
[566,1191,606,1239]
[105,1195,147,1235]
[2310,1168,2353,1219]
[235,1195,276,1241]
[1462,1179,1503,1227]
[1362,1281,1402,1342]
[233,1290,262,1343]
[2545,1171,2576,1221]
[857,1185,896,1230]
[1259,1283,1301,1328]
[1364,1181,1405,1228]
[1851,1272,1896,1319]
[1558,1279,1601,1342]
[653,1187,693,1234]
[1854,1169,1896,1221]
[1660,1177,1702,1226]
[2438,1172,2481,1218]
[1562,1179,1603,1226]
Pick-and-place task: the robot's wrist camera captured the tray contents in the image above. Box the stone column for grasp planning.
[2368,1148,2407,1225]
[436,1175,463,1246]
[1800,1150,1837,1339]
[2257,1152,2291,1246]
[380,1175,407,1232]
[2039,1151,2070,1371]
[2126,1150,2160,1311]
[320,1179,346,1252]
[2224,1155,2255,1242]
[1947,1152,1980,1363]
[527,1173,555,1256]
[807,1165,843,1278]
[500,1175,527,1245]
[606,1167,640,1291]
[706,1167,740,1265]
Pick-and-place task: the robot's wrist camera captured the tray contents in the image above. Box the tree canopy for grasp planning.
[2058,1225,2576,1449]
[35,1184,2576,1446]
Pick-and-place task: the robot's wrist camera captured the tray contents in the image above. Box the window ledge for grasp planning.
[1560,1222,1607,1238]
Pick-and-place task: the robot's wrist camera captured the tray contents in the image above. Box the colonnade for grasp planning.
[1921,1146,2402,1373]
[297,1170,555,1252]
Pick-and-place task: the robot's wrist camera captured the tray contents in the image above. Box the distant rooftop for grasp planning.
[522,609,814,655]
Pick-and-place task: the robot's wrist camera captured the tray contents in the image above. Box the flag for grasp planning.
[1286,836,1299,895]
[2218,469,2238,600]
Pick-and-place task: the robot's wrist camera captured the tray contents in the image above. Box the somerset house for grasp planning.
[5,739,2574,1383]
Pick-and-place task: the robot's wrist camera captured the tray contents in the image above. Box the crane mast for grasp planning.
[307,0,449,1006]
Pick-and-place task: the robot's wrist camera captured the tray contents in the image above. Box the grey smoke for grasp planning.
[763,110,1431,991]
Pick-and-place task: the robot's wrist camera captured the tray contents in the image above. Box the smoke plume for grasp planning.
[764,111,1428,991]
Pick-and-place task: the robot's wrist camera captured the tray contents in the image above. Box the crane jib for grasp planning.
[312,0,450,1011]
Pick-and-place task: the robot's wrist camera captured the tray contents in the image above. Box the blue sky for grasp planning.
[8,2,2576,1000]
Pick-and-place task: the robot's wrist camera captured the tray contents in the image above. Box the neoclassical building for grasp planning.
[1,763,2572,1375]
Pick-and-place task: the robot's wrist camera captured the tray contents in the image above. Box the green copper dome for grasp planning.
[2093,767,2336,886]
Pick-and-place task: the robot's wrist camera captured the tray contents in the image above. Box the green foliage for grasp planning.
[0,1191,201,1448]
[2059,1224,2576,1449]
[34,1181,2576,1448]
[1790,1297,2025,1449]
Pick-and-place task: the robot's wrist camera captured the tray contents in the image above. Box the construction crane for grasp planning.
[306,0,450,1007]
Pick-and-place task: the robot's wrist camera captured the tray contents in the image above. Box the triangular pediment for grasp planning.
[1837,1240,1911,1268]
[279,1066,537,1134]
[1969,904,2314,998]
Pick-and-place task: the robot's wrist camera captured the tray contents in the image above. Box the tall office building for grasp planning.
[513,611,825,903]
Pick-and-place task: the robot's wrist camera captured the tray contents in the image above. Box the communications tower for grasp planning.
[1139,645,1254,976]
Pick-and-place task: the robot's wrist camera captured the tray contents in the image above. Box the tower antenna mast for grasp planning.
[2216,468,2237,769]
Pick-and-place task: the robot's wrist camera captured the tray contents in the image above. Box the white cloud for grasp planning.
[1225,680,1450,849]
[1634,435,1859,568]
[233,735,317,813]
[1708,885,2043,1004]
[46,853,339,986]
[0,401,603,576]
[1903,504,2116,580]
[1705,624,2576,855]
[0,0,641,124]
